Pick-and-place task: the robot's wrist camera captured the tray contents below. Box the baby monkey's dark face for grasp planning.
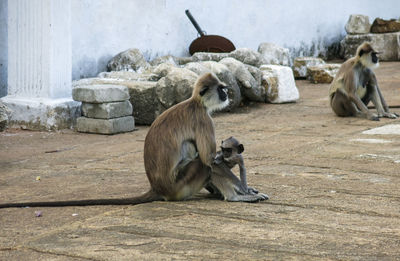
[220,136,244,159]
[221,147,234,158]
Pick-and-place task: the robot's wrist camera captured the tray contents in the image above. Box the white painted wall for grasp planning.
[1,0,400,96]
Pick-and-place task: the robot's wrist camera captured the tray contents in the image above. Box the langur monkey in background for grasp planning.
[329,42,398,121]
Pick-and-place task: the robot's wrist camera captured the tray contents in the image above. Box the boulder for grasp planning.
[370,18,400,33]
[258,42,290,66]
[107,48,150,72]
[76,116,135,135]
[345,14,371,34]
[149,55,178,66]
[192,52,229,63]
[184,62,211,76]
[155,67,198,109]
[148,63,178,79]
[0,101,11,131]
[228,48,265,67]
[81,100,133,119]
[260,65,299,103]
[201,61,242,110]
[292,57,326,78]
[72,85,130,103]
[125,81,158,125]
[340,32,400,60]
[307,64,341,84]
[98,71,159,82]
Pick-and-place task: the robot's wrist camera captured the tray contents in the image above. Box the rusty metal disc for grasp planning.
[189,35,236,55]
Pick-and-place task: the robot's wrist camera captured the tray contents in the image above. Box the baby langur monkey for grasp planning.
[329,42,398,121]
[208,137,269,202]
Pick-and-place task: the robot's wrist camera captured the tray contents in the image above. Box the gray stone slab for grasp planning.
[81,101,133,119]
[72,84,130,103]
[76,116,135,134]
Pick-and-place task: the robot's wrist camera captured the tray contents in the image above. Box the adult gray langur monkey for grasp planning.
[329,42,398,121]
[208,137,269,202]
[0,73,266,209]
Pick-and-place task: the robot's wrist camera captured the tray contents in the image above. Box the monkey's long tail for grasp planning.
[0,190,163,208]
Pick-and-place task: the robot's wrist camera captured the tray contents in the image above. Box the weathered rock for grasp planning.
[260,65,299,103]
[98,71,159,82]
[184,62,211,76]
[307,64,341,84]
[292,57,326,78]
[0,101,11,131]
[192,52,229,63]
[201,61,242,110]
[107,48,150,72]
[258,42,290,66]
[81,101,133,119]
[76,116,135,135]
[228,48,265,67]
[243,65,265,102]
[175,56,194,65]
[149,55,178,66]
[72,85,130,103]
[370,18,400,33]
[340,33,400,60]
[155,67,198,109]
[345,14,371,34]
[148,63,178,79]
[125,81,158,125]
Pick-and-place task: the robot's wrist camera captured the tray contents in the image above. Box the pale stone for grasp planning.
[307,64,341,84]
[201,61,242,110]
[228,48,265,67]
[72,85,130,103]
[107,48,150,72]
[258,42,290,66]
[345,14,371,34]
[340,32,400,60]
[350,138,391,144]
[292,57,326,78]
[1,97,80,131]
[76,116,135,134]
[81,101,133,119]
[362,124,400,135]
[148,63,178,78]
[260,65,299,103]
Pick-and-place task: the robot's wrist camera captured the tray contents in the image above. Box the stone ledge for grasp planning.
[76,116,135,135]
[0,96,81,130]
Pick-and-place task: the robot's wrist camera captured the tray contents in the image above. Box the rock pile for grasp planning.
[292,57,340,84]
[72,85,135,134]
[0,101,11,131]
[341,14,400,60]
[73,43,300,125]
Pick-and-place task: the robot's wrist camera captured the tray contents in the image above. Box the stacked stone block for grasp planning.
[72,85,135,134]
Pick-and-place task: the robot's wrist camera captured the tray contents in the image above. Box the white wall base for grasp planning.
[1,96,81,130]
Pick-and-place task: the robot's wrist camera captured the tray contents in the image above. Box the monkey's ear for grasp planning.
[199,86,209,96]
[238,144,244,154]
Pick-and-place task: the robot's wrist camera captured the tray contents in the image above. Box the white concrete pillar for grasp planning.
[1,0,80,130]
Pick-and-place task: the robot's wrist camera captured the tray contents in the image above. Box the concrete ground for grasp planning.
[1,62,400,261]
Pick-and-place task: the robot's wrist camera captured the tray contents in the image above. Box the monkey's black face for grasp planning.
[371,52,378,63]
[221,147,233,158]
[217,85,228,101]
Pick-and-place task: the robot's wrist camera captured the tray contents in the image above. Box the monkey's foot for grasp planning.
[380,112,398,119]
[247,187,259,194]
